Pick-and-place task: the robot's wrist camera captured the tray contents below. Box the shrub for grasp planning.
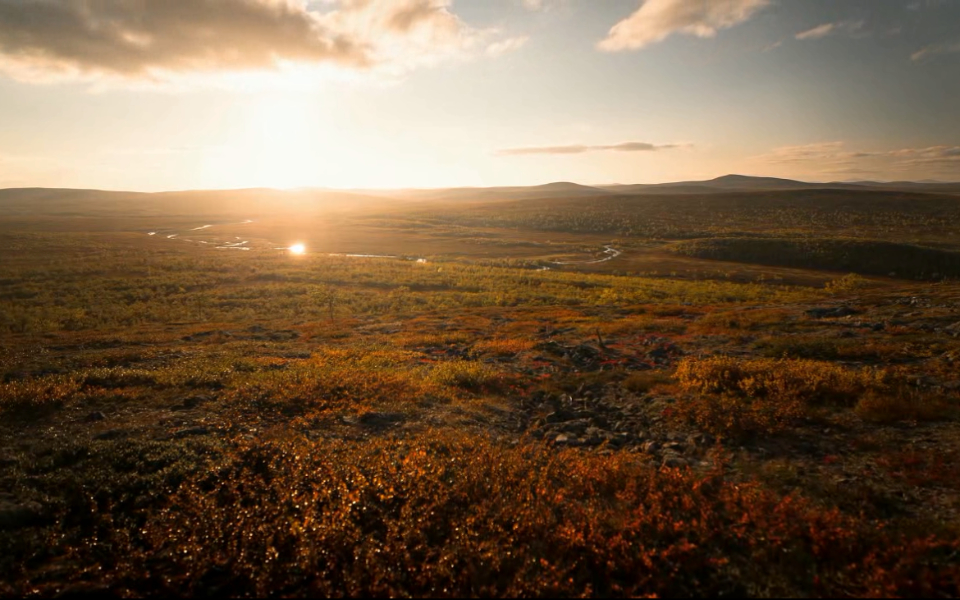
[430,360,503,391]
[473,338,535,357]
[621,371,671,394]
[854,388,955,423]
[674,356,883,438]
[121,432,960,598]
[0,375,82,416]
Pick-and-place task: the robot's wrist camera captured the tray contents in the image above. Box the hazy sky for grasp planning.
[0,0,958,191]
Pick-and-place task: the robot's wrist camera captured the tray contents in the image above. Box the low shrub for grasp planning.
[0,375,82,416]
[117,432,959,597]
[430,360,504,392]
[674,356,884,438]
[855,388,956,423]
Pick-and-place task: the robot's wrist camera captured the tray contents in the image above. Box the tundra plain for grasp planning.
[1,179,959,597]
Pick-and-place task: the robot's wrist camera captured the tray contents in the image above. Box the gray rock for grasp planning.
[0,499,44,530]
[662,455,688,469]
[182,395,210,409]
[174,426,211,439]
[94,429,126,441]
[0,451,16,468]
[358,412,405,426]
[642,441,660,454]
[806,306,858,319]
[54,583,113,598]
[85,411,106,422]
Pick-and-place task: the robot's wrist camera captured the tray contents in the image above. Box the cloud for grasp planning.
[496,141,683,156]
[795,23,836,40]
[911,41,960,61]
[486,36,529,57]
[0,0,512,83]
[597,0,769,52]
[755,141,960,178]
[520,0,563,10]
[887,145,960,165]
[795,20,864,41]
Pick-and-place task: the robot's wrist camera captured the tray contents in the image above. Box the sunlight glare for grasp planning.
[289,243,306,255]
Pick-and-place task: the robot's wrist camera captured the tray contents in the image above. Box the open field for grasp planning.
[2,187,960,596]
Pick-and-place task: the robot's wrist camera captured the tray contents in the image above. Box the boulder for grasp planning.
[0,498,44,530]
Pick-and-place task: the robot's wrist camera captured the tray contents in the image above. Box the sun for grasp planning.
[289,243,306,255]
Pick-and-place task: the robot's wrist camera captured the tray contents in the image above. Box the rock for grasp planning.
[560,419,590,435]
[662,455,688,469]
[0,498,44,530]
[174,426,211,439]
[84,411,106,422]
[806,306,858,319]
[664,441,685,452]
[555,434,576,445]
[642,441,660,454]
[357,412,405,426]
[94,429,126,441]
[54,583,114,599]
[182,395,210,409]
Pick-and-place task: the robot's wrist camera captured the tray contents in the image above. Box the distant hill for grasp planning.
[599,175,960,196]
[601,175,875,195]
[0,187,391,217]
[834,180,960,194]
[3,176,959,218]
[363,182,614,203]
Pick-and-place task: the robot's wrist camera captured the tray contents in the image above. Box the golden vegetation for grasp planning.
[3,196,960,597]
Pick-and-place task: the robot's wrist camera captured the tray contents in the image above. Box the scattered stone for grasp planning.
[174,426,211,439]
[662,455,688,469]
[54,583,114,599]
[0,452,16,468]
[181,395,210,409]
[643,441,660,454]
[84,411,106,422]
[94,429,126,441]
[806,306,858,319]
[0,498,44,530]
[358,412,405,427]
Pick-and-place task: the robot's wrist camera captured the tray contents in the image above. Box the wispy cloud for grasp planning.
[597,0,769,52]
[496,141,684,156]
[0,0,521,84]
[755,141,960,178]
[795,20,865,41]
[486,36,529,57]
[911,41,960,61]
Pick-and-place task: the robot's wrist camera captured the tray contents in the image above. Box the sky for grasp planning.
[0,0,958,191]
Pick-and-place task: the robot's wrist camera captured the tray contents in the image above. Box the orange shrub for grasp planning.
[674,356,884,437]
[123,432,959,598]
[0,375,82,415]
[855,388,956,423]
[473,338,535,356]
